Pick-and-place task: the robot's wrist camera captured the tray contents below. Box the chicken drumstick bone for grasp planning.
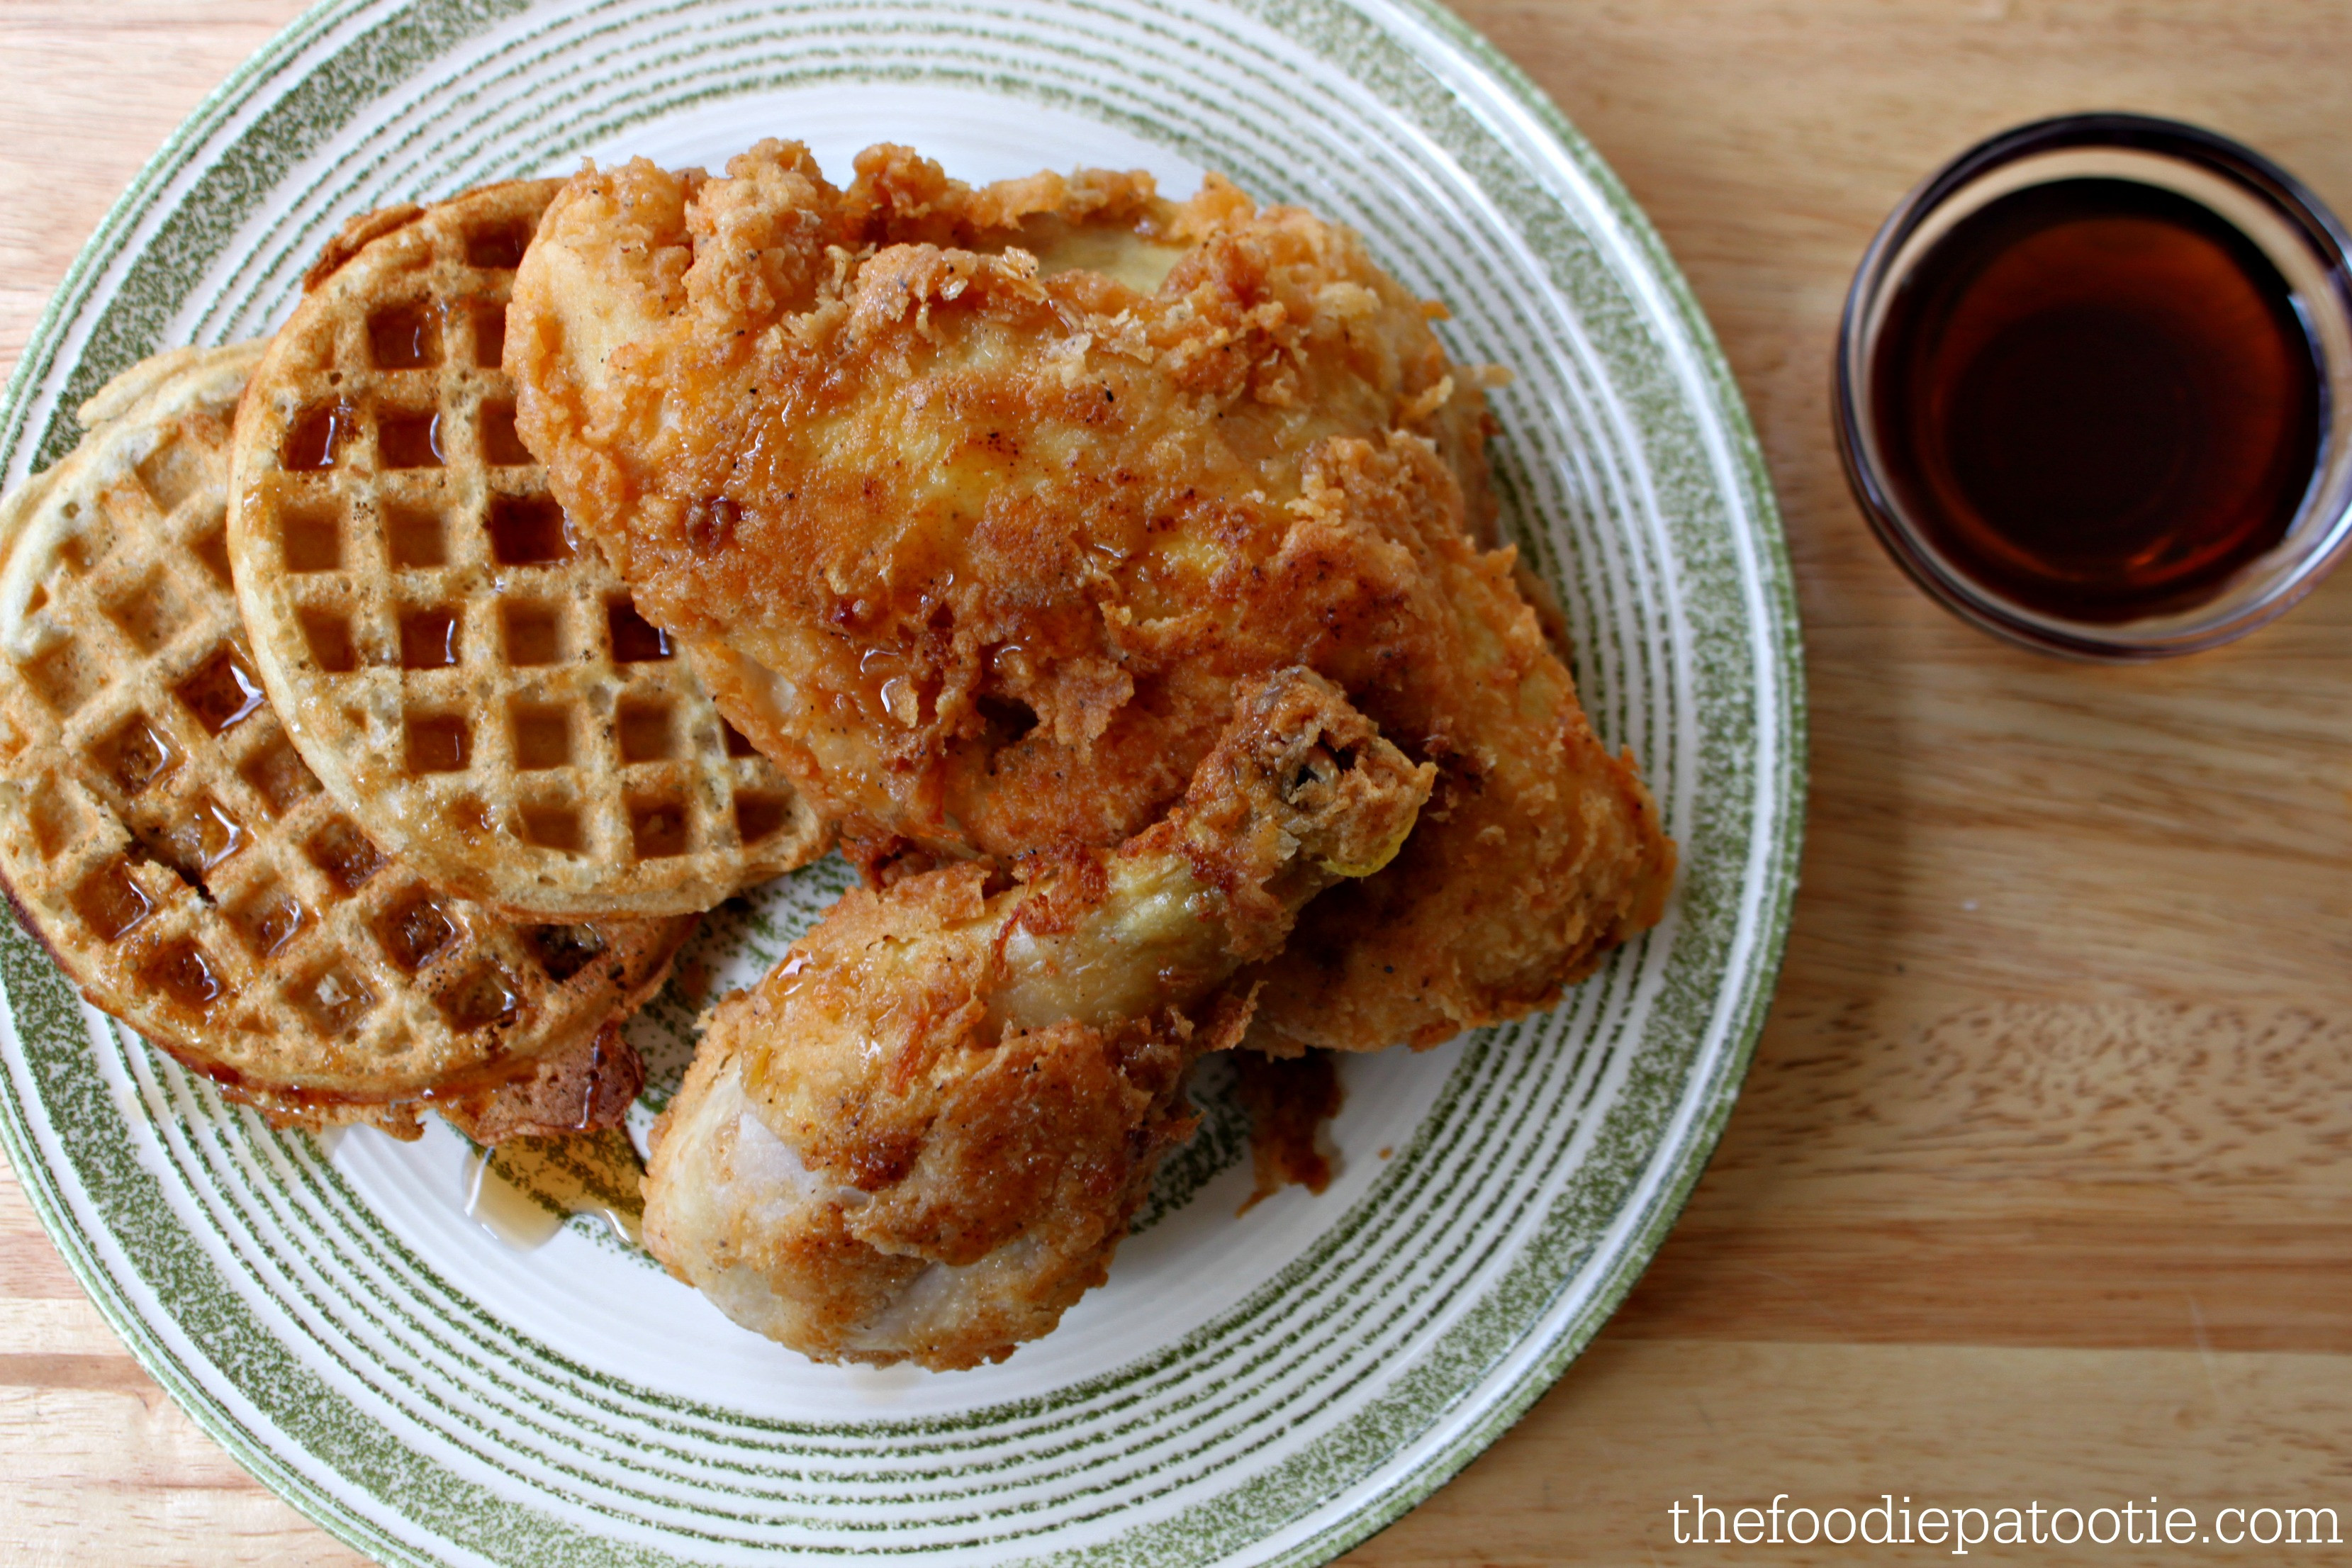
[642,668,1433,1368]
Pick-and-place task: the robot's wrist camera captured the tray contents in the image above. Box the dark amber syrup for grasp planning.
[1872,178,2323,622]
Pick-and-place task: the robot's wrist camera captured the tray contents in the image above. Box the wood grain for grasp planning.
[10,2,2352,1563]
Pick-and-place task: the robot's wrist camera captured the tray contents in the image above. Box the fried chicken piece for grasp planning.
[510,140,1674,1053]
[641,669,1431,1368]
[1233,1048,1344,1211]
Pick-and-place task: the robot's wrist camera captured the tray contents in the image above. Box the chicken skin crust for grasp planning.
[510,140,1674,1052]
[642,670,1433,1367]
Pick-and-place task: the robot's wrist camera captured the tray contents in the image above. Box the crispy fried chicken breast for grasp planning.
[511,140,1674,1052]
[642,670,1431,1367]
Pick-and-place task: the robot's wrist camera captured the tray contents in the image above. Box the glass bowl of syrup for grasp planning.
[1837,113,2352,658]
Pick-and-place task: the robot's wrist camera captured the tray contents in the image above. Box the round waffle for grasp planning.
[228,180,824,919]
[0,342,693,1133]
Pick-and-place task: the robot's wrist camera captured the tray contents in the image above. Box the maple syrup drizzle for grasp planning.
[174,648,266,734]
[398,607,460,669]
[368,301,443,369]
[605,600,673,662]
[462,1130,644,1250]
[147,941,225,1009]
[377,410,446,469]
[283,403,354,471]
[487,495,576,565]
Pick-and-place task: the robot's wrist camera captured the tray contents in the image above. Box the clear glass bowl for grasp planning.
[1835,112,2352,659]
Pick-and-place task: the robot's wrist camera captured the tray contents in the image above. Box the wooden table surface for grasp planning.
[10,3,2352,1562]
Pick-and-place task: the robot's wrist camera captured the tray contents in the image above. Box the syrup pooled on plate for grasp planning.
[462,1130,644,1250]
[1872,177,2323,622]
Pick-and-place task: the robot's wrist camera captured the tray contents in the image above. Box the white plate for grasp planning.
[0,2,1802,1563]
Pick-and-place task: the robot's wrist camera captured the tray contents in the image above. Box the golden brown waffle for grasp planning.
[228,180,824,919]
[0,341,693,1135]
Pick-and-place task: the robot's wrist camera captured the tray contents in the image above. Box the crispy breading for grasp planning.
[1233,1048,1343,1211]
[641,670,1430,1367]
[511,140,1673,1053]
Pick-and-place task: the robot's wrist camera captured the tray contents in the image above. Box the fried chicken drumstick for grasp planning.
[641,669,1431,1368]
[510,140,1673,1053]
